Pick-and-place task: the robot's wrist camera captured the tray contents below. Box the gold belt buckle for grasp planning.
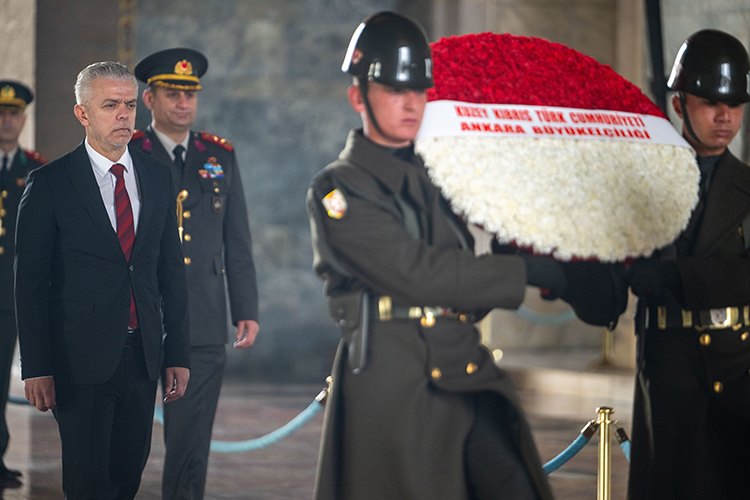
[707,307,739,330]
[378,296,392,321]
[657,306,667,330]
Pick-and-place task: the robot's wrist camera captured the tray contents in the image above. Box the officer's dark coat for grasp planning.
[307,130,553,500]
[0,147,44,462]
[129,126,258,344]
[1,148,45,311]
[629,150,750,499]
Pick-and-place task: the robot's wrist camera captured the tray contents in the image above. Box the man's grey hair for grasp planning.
[74,61,138,106]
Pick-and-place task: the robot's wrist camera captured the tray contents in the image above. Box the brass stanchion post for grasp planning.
[590,326,615,370]
[596,406,615,500]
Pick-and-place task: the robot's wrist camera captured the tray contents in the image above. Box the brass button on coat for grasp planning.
[184,257,191,265]
[431,368,442,380]
[741,332,749,341]
[466,363,478,375]
[713,381,724,393]
[184,234,191,242]
[420,312,436,328]
[183,211,191,219]
[699,333,712,346]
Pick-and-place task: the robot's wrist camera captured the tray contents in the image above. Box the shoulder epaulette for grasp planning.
[130,130,152,151]
[24,149,48,165]
[200,131,233,151]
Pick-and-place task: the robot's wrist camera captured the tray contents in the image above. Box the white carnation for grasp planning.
[415,136,698,262]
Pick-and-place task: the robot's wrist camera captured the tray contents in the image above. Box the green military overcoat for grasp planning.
[307,129,553,500]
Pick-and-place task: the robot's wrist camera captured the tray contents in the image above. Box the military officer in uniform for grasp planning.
[627,29,750,499]
[308,12,626,500]
[0,80,45,489]
[130,48,259,500]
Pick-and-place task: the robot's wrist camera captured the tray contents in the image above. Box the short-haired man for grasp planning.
[307,12,625,500]
[14,62,190,499]
[130,48,259,500]
[628,29,750,499]
[0,80,45,489]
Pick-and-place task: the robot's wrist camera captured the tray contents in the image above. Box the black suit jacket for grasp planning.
[129,126,258,345]
[14,142,190,384]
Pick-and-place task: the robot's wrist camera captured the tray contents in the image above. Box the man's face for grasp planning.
[673,92,744,156]
[143,86,198,137]
[74,78,137,157]
[348,81,427,148]
[0,106,26,148]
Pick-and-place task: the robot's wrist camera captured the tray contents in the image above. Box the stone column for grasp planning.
[0,0,37,150]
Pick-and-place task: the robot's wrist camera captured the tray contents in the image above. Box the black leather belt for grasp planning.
[651,305,750,331]
[124,328,141,347]
[375,295,473,328]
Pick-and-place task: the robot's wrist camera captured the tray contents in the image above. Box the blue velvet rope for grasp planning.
[543,433,591,474]
[7,394,29,405]
[620,438,631,462]
[515,304,577,325]
[153,399,322,452]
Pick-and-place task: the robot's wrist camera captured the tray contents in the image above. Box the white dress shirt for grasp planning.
[151,122,189,163]
[84,138,141,234]
[1,147,18,169]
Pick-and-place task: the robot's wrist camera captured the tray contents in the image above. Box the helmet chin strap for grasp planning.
[360,78,388,140]
[679,91,706,148]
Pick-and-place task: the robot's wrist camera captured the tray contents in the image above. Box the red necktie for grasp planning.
[110,163,138,329]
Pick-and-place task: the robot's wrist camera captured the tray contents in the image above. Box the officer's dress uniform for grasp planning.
[0,147,44,470]
[129,126,258,499]
[308,129,553,500]
[629,150,750,499]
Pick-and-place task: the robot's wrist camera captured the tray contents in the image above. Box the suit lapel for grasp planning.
[65,142,124,261]
[145,125,181,191]
[694,152,750,256]
[130,153,154,260]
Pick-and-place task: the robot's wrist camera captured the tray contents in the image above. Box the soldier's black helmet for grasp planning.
[342,11,433,90]
[668,29,750,104]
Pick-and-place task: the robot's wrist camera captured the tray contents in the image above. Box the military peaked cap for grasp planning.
[134,48,208,90]
[0,80,34,109]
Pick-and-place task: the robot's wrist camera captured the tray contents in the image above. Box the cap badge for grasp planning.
[174,60,194,76]
[322,189,347,219]
[0,86,15,100]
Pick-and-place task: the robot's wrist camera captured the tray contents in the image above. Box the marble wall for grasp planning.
[135,0,414,381]
[0,0,36,150]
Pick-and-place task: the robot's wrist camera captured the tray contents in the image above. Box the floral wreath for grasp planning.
[414,33,698,262]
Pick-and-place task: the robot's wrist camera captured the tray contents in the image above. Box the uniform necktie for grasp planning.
[110,163,138,329]
[173,144,185,174]
[1,155,8,189]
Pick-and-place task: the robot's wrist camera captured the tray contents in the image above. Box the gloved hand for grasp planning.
[627,258,682,303]
[521,255,629,327]
[520,254,568,299]
[559,261,629,327]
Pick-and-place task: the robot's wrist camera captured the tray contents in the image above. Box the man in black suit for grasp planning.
[628,30,750,499]
[0,80,45,489]
[14,61,190,500]
[129,48,259,500]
